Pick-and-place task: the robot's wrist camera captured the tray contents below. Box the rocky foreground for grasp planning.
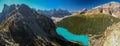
[89,22,120,46]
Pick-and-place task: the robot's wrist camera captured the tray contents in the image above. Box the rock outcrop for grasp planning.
[104,22,120,46]
[79,8,88,14]
[0,4,80,46]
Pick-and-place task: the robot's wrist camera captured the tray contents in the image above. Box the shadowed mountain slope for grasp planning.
[0,4,81,46]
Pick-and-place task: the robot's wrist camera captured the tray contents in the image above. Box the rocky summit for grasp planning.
[0,4,80,46]
[0,4,16,24]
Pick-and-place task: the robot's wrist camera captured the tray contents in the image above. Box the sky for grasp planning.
[0,0,120,12]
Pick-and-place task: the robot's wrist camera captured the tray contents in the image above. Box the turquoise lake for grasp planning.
[56,27,89,46]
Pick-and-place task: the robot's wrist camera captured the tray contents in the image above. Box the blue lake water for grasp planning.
[56,27,89,46]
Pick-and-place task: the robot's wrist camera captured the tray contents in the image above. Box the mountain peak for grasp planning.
[18,4,34,17]
[0,4,80,46]
[0,4,34,24]
[3,4,9,8]
[19,4,30,8]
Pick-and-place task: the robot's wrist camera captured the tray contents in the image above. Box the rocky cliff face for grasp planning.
[86,2,120,18]
[0,4,80,46]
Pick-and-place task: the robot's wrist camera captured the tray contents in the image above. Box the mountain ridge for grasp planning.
[37,9,71,18]
[0,4,81,46]
[85,1,120,18]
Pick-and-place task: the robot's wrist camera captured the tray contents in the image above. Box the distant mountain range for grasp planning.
[37,9,71,18]
[0,4,71,24]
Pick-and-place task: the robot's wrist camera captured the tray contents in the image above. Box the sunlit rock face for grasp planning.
[104,22,120,46]
[86,2,120,18]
